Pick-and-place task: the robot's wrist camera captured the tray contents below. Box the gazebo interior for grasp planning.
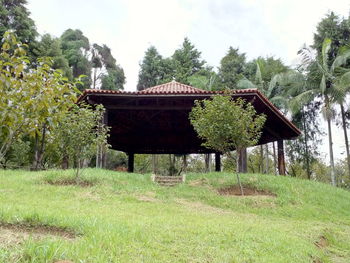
[78,81,301,174]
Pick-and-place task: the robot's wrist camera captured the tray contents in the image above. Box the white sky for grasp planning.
[27,0,350,162]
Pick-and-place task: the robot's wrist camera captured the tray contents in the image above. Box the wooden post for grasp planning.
[128,153,134,173]
[205,153,211,172]
[277,140,286,175]
[238,148,247,173]
[101,109,108,169]
[152,154,158,174]
[215,153,221,172]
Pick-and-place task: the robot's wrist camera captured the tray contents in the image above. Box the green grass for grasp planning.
[0,169,349,263]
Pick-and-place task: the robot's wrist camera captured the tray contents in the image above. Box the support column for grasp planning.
[277,140,286,175]
[238,148,247,173]
[215,153,221,172]
[128,153,134,173]
[205,153,211,173]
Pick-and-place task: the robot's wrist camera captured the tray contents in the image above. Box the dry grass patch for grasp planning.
[218,185,276,197]
[0,223,77,248]
[176,198,231,215]
[136,192,158,202]
[46,178,95,187]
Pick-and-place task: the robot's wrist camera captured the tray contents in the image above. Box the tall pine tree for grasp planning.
[137,46,164,90]
[172,38,205,84]
[218,47,247,89]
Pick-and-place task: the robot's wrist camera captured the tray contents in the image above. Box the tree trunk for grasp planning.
[260,145,264,173]
[93,67,97,89]
[152,154,158,174]
[237,148,247,173]
[277,140,286,175]
[169,154,176,176]
[205,153,211,172]
[215,153,221,172]
[232,150,244,196]
[325,95,336,186]
[32,124,47,170]
[340,103,350,180]
[265,144,269,174]
[302,110,311,179]
[61,156,69,169]
[182,155,188,172]
[272,142,277,175]
[127,153,134,173]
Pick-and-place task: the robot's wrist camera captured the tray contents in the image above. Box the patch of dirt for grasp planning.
[0,223,77,248]
[46,179,94,187]
[136,192,158,202]
[315,236,328,249]
[218,185,276,197]
[188,178,210,186]
[76,191,101,201]
[176,199,231,215]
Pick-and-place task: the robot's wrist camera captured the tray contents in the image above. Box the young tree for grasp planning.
[51,104,109,177]
[189,95,266,194]
[0,32,78,166]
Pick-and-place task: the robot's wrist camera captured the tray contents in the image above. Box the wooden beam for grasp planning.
[128,153,134,173]
[238,148,247,173]
[215,153,221,172]
[277,140,286,175]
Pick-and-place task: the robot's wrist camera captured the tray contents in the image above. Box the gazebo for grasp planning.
[78,81,301,174]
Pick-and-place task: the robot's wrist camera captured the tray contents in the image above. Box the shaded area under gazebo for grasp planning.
[78,81,301,174]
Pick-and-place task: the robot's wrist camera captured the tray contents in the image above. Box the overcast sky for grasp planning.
[27,0,350,161]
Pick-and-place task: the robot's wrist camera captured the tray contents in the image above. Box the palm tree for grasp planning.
[238,60,288,174]
[293,38,350,185]
[332,50,350,180]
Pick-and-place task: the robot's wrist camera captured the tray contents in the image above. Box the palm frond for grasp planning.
[321,38,332,70]
[320,75,327,95]
[255,61,263,85]
[297,44,316,66]
[289,89,318,114]
[331,50,350,72]
[237,79,256,90]
[336,71,350,92]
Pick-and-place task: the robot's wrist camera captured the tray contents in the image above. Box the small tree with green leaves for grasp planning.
[0,32,78,166]
[189,95,266,194]
[51,104,109,178]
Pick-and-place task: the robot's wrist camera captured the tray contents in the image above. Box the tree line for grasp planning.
[2,0,350,187]
[136,12,350,187]
[0,0,125,91]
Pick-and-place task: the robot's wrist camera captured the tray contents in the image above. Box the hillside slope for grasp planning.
[0,169,349,263]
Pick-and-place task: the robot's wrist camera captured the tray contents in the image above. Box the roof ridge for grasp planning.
[138,80,207,94]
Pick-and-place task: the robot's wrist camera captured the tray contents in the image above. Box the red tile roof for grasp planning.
[138,80,213,94]
[78,81,301,135]
[79,80,257,98]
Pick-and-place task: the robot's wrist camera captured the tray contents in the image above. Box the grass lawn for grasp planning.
[0,169,349,263]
